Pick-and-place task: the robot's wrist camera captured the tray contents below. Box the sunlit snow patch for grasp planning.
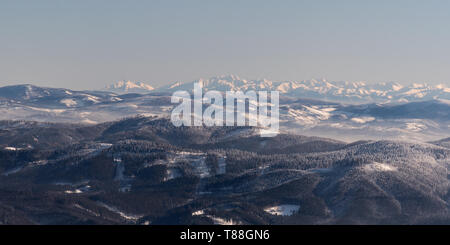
[192,210,204,216]
[363,162,397,172]
[65,189,83,194]
[192,210,239,225]
[4,146,19,151]
[164,168,182,181]
[351,117,375,124]
[64,185,91,194]
[405,122,427,132]
[60,99,77,107]
[98,202,143,222]
[264,204,300,216]
[207,216,239,225]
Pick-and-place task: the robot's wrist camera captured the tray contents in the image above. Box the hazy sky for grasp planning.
[1,0,450,90]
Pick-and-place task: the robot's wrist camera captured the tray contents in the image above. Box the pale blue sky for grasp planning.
[1,0,450,89]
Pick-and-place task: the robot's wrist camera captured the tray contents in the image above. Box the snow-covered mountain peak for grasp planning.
[105,80,154,94]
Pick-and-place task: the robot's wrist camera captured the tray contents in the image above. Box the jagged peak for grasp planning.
[105,80,154,94]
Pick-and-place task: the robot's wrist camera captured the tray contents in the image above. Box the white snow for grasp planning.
[60,98,77,107]
[264,205,300,216]
[406,122,427,132]
[80,118,97,124]
[2,166,24,176]
[65,185,91,194]
[83,95,101,103]
[97,202,143,221]
[192,157,209,178]
[113,156,132,192]
[105,81,155,93]
[73,204,100,217]
[155,76,450,104]
[192,210,204,216]
[26,106,66,113]
[170,152,209,178]
[4,146,18,151]
[363,162,397,172]
[191,210,238,225]
[206,215,239,225]
[164,168,182,181]
[351,117,376,124]
[286,106,334,126]
[65,189,83,194]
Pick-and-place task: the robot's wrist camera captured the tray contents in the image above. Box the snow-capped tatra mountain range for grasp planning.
[0,75,449,142]
[157,75,450,103]
[104,75,450,103]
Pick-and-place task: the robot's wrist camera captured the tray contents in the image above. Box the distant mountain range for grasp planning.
[0,82,449,142]
[102,75,450,103]
[4,75,448,103]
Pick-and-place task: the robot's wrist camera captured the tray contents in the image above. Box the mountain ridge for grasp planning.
[4,75,450,104]
[155,75,450,103]
[104,80,155,94]
[1,83,449,142]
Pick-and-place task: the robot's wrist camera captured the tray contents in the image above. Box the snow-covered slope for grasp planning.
[1,81,449,142]
[0,84,121,107]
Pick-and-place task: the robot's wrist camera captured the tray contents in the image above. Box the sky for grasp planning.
[1,0,450,90]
